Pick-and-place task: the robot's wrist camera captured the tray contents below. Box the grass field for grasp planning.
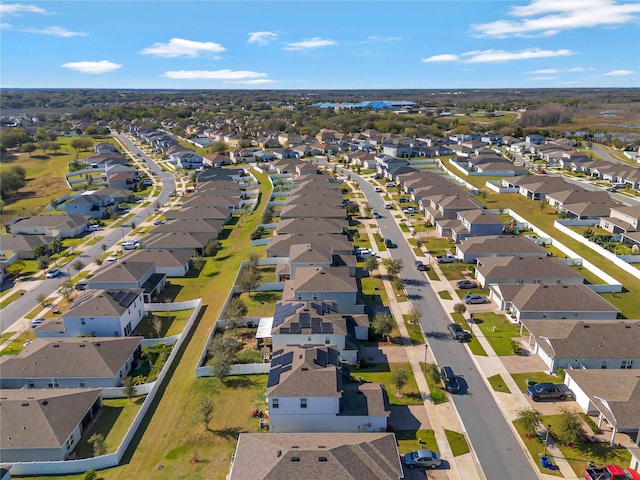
[473,312,525,356]
[396,429,438,455]
[450,312,487,356]
[444,429,470,456]
[356,362,423,406]
[487,374,511,394]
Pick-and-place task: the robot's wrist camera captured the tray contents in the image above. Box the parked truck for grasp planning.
[526,382,571,401]
[584,464,640,480]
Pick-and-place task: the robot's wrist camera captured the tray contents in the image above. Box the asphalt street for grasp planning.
[340,165,538,480]
[0,136,175,332]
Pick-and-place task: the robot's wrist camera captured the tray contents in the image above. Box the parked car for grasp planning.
[403,449,442,469]
[75,281,88,291]
[456,280,477,289]
[463,294,489,305]
[606,187,617,192]
[415,260,426,271]
[385,182,395,188]
[105,256,118,263]
[88,224,102,231]
[31,318,45,328]
[436,254,456,264]
[45,268,60,279]
[584,465,640,480]
[122,241,140,250]
[384,202,391,209]
[372,211,380,219]
[448,323,472,342]
[384,238,397,249]
[153,219,166,225]
[402,207,416,214]
[526,382,571,402]
[441,366,461,393]
[374,186,382,192]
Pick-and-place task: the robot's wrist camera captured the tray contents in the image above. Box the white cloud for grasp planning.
[24,26,87,37]
[140,38,225,57]
[604,69,635,76]
[472,0,640,38]
[61,60,122,74]
[162,69,268,80]
[527,67,586,74]
[0,4,49,15]
[283,37,336,50]
[422,54,459,63]
[529,76,556,81]
[247,31,278,46]
[422,48,574,64]
[361,35,402,43]
[1,22,12,29]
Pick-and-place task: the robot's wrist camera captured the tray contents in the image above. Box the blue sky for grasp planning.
[1,0,639,89]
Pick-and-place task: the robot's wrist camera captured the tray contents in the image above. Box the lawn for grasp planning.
[0,289,26,309]
[473,312,525,356]
[396,429,438,454]
[438,262,471,281]
[444,429,470,456]
[234,291,282,318]
[356,362,423,406]
[513,418,564,477]
[487,374,511,394]
[402,314,425,345]
[421,236,453,257]
[544,414,632,477]
[132,309,194,338]
[450,312,487,356]
[437,290,452,300]
[511,372,562,393]
[74,397,145,458]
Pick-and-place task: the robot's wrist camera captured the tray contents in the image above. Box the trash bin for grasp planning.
[526,378,537,387]
[540,456,552,469]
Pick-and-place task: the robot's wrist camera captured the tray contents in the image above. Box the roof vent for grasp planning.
[41,400,48,406]
[291,457,300,462]
[21,403,29,407]
[291,445,299,449]
[80,344,86,347]
[319,456,328,462]
[277,450,282,457]
[95,342,101,347]
[318,445,326,449]
[583,325,590,328]
[301,367,308,371]
[53,344,60,348]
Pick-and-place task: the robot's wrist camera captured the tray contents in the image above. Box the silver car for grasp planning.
[403,449,442,469]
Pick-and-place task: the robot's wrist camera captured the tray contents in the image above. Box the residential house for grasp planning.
[0,336,143,389]
[94,142,118,154]
[267,233,353,258]
[276,243,356,281]
[437,209,503,242]
[171,150,204,170]
[282,266,363,314]
[526,134,546,145]
[279,203,347,220]
[274,218,348,236]
[521,319,640,373]
[563,369,640,446]
[142,232,211,257]
[34,289,146,338]
[0,235,47,259]
[456,235,550,263]
[0,388,103,462]
[265,345,390,433]
[269,301,369,364]
[229,432,402,480]
[424,194,482,225]
[475,256,584,287]
[165,205,233,224]
[202,153,231,167]
[122,249,192,277]
[502,176,568,201]
[7,214,89,238]
[599,205,640,234]
[86,261,166,303]
[150,217,224,238]
[490,283,620,322]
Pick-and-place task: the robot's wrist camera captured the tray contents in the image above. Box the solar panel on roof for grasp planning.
[267,369,281,388]
[280,364,292,374]
[273,348,284,357]
[290,323,301,334]
[328,348,339,365]
[272,302,304,328]
[281,351,294,366]
[121,291,138,306]
[299,312,310,323]
[300,317,310,329]
[315,349,327,367]
[321,323,333,334]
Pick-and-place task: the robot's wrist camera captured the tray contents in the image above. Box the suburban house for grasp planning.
[121,248,191,277]
[279,203,347,220]
[501,176,568,201]
[229,432,403,480]
[7,214,89,238]
[0,336,143,389]
[423,194,482,225]
[34,289,145,338]
[564,369,640,447]
[436,209,504,242]
[521,320,640,373]
[281,266,363,314]
[0,234,47,259]
[276,243,357,281]
[142,231,212,257]
[164,206,233,224]
[268,301,369,364]
[150,217,223,239]
[265,345,390,433]
[489,283,620,322]
[456,235,549,263]
[0,388,103,462]
[274,217,348,236]
[169,150,204,170]
[267,233,353,258]
[86,261,166,303]
[202,153,231,167]
[475,256,584,287]
[599,205,640,235]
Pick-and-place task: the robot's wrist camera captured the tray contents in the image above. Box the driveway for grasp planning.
[390,405,432,430]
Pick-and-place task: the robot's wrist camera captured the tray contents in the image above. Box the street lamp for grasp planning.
[542,424,552,456]
[424,344,429,369]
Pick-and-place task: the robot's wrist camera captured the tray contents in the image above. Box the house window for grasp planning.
[307,336,312,342]
[621,360,633,369]
[81,318,86,325]
[28,380,35,388]
[79,381,86,388]
[272,398,279,409]
[601,361,608,369]
[296,294,303,301]
[300,398,307,409]
[313,293,319,300]
[48,379,59,388]
[325,336,331,344]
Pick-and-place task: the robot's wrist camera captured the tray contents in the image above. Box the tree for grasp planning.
[392,367,409,394]
[151,315,163,338]
[37,293,48,308]
[210,141,228,154]
[71,137,94,156]
[206,335,236,382]
[238,267,261,297]
[88,433,106,456]
[204,239,221,257]
[122,376,138,401]
[49,238,63,255]
[426,363,441,384]
[21,142,36,157]
[199,397,214,431]
[262,205,274,224]
[58,280,75,300]
[223,297,248,331]
[392,276,405,291]
[72,259,85,273]
[453,303,467,315]
[556,408,585,446]
[384,258,403,278]
[364,255,378,275]
[6,261,26,277]
[83,471,98,480]
[130,221,136,230]
[406,303,423,325]
[247,253,261,271]
[516,407,542,438]
[372,312,394,341]
[37,256,51,271]
[101,243,108,253]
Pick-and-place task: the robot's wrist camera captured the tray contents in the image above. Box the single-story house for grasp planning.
[7,214,89,238]
[121,248,191,277]
[456,235,549,263]
[86,261,166,303]
[475,255,584,287]
[0,235,48,259]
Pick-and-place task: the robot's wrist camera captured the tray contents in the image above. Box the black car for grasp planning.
[441,366,461,393]
[384,238,397,248]
[456,279,477,289]
[415,260,426,271]
[448,323,471,342]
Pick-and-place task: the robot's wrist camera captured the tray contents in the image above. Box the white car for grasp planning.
[122,241,140,250]
[374,186,382,192]
[105,256,118,263]
[403,207,416,214]
[45,268,60,278]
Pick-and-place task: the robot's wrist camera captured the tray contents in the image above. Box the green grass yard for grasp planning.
[473,312,525,356]
[356,362,423,406]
